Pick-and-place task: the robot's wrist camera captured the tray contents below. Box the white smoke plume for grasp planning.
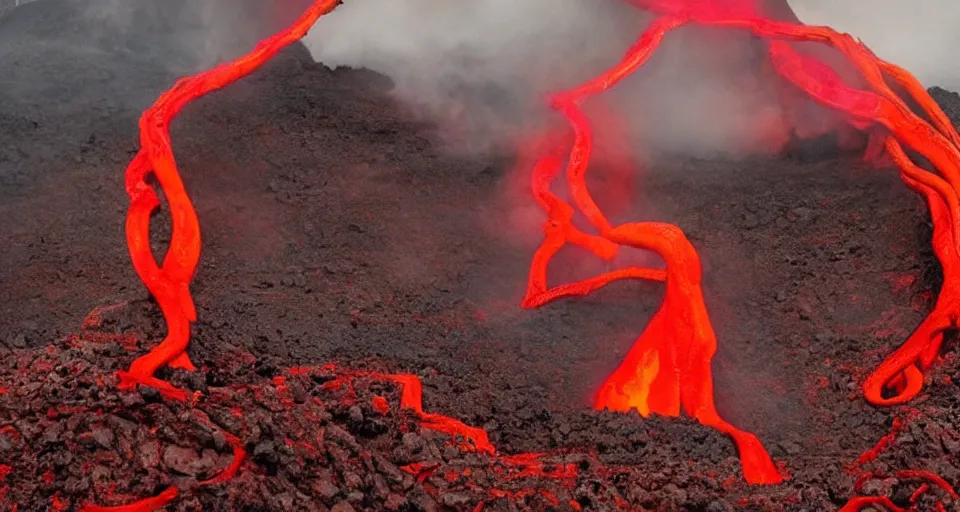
[302,0,960,157]
[74,0,306,72]
[304,0,646,153]
[302,0,780,156]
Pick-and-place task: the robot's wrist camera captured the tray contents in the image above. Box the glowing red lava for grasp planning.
[521,0,960,498]
[116,0,343,402]
[74,0,960,508]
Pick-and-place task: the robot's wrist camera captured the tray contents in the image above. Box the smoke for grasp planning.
[42,0,958,157]
[303,0,645,153]
[301,0,960,158]
[302,1,797,157]
[71,0,309,72]
[13,0,952,156]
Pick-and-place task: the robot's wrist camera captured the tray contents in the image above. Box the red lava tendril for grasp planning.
[85,0,959,508]
[79,487,179,512]
[116,0,343,396]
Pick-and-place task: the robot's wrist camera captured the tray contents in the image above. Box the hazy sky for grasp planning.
[790,0,960,88]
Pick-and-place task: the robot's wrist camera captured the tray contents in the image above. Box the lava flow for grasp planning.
[116,0,343,400]
[519,0,960,500]
[48,0,960,509]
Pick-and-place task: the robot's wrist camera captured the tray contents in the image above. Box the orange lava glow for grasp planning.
[75,0,960,508]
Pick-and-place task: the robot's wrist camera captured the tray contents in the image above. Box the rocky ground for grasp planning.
[1,0,959,510]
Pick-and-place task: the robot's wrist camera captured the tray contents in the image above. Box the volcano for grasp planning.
[2,0,960,510]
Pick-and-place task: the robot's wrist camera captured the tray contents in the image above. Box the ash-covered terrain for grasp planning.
[1,1,959,510]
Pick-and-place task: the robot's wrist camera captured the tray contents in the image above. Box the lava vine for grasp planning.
[81,0,960,509]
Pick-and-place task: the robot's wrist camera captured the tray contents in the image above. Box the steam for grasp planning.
[304,0,645,153]
[33,0,957,156]
[73,0,302,72]
[302,0,959,157]
[302,0,788,157]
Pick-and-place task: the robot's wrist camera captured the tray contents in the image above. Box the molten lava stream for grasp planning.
[524,0,960,492]
[523,7,782,485]
[760,39,960,406]
[860,138,960,406]
[609,0,960,507]
[78,0,341,509]
[118,0,342,396]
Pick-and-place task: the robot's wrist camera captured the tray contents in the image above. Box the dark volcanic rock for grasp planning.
[929,86,960,124]
[0,338,805,510]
